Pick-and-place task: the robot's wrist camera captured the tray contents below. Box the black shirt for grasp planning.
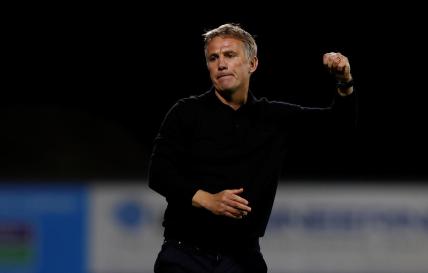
[148,87,357,250]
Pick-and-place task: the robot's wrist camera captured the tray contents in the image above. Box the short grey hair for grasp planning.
[203,23,257,61]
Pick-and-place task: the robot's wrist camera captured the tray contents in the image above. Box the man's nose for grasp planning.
[218,56,227,70]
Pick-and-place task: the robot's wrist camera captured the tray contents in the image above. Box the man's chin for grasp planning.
[216,87,235,96]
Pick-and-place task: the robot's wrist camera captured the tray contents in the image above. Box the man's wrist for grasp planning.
[336,78,354,90]
[336,78,354,96]
[192,189,209,208]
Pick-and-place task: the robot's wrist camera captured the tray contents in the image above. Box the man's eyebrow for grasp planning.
[208,49,237,58]
[211,50,236,56]
[222,49,237,54]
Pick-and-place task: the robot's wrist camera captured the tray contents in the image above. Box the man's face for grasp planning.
[206,36,257,95]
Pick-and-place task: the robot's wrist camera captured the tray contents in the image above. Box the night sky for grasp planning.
[2,4,427,182]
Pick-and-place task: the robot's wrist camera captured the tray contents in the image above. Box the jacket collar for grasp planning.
[202,86,257,109]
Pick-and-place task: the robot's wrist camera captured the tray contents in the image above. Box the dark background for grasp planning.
[2,4,427,182]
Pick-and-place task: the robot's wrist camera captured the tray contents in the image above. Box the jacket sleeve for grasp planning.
[148,99,199,205]
[270,90,358,131]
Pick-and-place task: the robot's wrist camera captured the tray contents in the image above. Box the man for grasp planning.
[148,23,356,273]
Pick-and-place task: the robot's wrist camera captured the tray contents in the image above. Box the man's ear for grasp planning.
[249,56,258,73]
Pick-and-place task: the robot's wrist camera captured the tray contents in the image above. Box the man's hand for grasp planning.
[323,52,351,81]
[323,52,353,96]
[192,188,251,219]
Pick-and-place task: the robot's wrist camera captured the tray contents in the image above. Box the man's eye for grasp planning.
[209,56,218,61]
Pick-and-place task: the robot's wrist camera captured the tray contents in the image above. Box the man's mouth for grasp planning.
[217,74,233,79]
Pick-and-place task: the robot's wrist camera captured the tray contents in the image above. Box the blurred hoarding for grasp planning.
[1,182,427,273]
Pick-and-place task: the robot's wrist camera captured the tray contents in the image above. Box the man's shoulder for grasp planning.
[175,90,212,107]
[166,90,211,116]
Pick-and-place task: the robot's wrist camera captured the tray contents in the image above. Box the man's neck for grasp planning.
[214,89,248,111]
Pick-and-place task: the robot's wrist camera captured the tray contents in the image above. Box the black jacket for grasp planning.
[148,87,357,250]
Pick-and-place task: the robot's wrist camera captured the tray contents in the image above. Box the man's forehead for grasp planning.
[207,37,243,53]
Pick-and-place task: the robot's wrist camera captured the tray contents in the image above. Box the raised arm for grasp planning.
[269,52,357,130]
